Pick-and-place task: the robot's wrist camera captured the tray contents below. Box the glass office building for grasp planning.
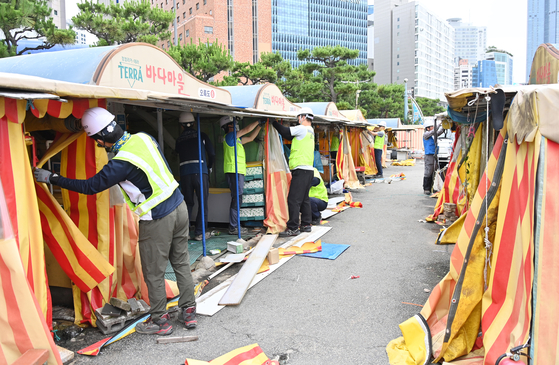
[272,0,368,68]
[472,60,497,88]
[526,0,559,81]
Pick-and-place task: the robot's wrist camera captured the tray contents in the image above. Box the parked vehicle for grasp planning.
[437,137,453,168]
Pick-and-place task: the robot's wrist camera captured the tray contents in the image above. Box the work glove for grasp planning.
[34,168,54,184]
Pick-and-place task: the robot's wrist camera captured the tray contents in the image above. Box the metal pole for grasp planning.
[173,0,178,45]
[232,117,241,239]
[157,108,163,149]
[196,113,206,256]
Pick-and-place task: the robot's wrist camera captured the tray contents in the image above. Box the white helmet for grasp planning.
[378,121,387,127]
[179,112,195,125]
[297,107,314,119]
[220,115,233,128]
[424,119,434,128]
[82,107,115,137]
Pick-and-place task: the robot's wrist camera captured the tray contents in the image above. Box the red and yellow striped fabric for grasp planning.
[185,343,275,365]
[0,113,50,325]
[0,181,62,365]
[481,132,540,364]
[278,240,322,255]
[531,137,559,364]
[359,131,377,175]
[264,122,292,234]
[336,129,362,189]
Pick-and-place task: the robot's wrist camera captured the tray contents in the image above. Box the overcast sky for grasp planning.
[67,0,528,84]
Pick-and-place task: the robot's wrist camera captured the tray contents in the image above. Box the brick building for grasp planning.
[157,0,271,64]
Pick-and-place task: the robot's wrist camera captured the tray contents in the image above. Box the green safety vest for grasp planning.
[289,126,314,170]
[223,135,246,175]
[374,133,385,149]
[309,168,328,203]
[331,134,340,152]
[113,133,179,217]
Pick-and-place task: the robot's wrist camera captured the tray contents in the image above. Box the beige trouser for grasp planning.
[138,201,195,321]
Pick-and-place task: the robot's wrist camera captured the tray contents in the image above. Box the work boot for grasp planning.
[311,219,321,225]
[300,225,312,233]
[279,228,300,237]
[423,176,432,194]
[228,226,248,235]
[135,313,173,335]
[194,232,212,241]
[181,306,197,329]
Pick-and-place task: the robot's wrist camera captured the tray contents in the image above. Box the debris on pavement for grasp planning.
[156,335,198,344]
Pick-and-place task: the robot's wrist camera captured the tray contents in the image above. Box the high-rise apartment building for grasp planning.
[447,18,486,66]
[375,0,454,100]
[454,59,473,90]
[48,0,66,29]
[157,0,271,64]
[486,51,513,85]
[526,0,559,81]
[271,0,368,68]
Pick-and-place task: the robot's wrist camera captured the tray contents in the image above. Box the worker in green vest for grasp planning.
[220,116,262,236]
[272,107,315,237]
[330,127,341,179]
[370,121,386,178]
[33,107,197,336]
[309,168,328,225]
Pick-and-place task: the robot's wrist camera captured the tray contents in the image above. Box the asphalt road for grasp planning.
[66,161,453,365]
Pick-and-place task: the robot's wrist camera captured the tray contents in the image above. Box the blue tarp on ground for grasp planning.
[301,243,350,260]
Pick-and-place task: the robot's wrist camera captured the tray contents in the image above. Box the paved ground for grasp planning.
[63,161,454,365]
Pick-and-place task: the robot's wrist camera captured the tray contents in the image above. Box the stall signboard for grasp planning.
[340,109,367,122]
[529,43,559,85]
[94,43,232,104]
[325,102,340,118]
[255,84,300,113]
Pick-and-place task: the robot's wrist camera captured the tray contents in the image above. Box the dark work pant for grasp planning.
[226,173,244,230]
[180,173,209,235]
[310,197,328,221]
[138,201,195,321]
[330,151,338,178]
[423,154,436,191]
[374,148,383,177]
[287,169,314,230]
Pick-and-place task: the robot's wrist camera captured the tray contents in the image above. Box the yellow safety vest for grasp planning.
[113,133,179,217]
[223,135,246,175]
[289,126,314,170]
[309,168,328,202]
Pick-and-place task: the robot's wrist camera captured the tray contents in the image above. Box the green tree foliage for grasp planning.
[360,83,406,120]
[296,46,375,104]
[168,39,233,83]
[229,60,277,85]
[72,0,174,46]
[414,96,445,118]
[0,0,75,57]
[486,46,513,57]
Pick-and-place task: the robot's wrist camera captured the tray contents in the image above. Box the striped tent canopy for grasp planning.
[387,84,559,365]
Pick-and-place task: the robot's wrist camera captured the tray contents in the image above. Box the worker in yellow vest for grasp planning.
[272,107,315,237]
[309,168,328,225]
[220,116,262,236]
[33,107,196,336]
[370,121,386,178]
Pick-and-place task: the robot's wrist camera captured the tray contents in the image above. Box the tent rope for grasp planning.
[483,95,493,291]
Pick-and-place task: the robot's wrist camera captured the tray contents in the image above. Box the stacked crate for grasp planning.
[240,162,265,224]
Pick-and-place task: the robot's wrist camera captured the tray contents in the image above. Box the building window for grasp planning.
[177,16,179,23]
[204,0,206,4]
[54,9,58,15]
[210,10,212,14]
[161,3,163,8]
[167,41,171,47]
[177,2,179,7]
[227,0,234,56]
[183,11,186,18]
[185,29,189,37]
[196,3,199,9]
[252,0,258,63]
[189,7,192,14]
[179,33,183,41]
[204,26,213,34]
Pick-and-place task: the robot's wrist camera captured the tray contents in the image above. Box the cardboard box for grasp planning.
[227,241,244,254]
[267,248,279,265]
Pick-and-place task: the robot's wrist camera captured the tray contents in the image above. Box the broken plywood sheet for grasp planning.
[280,226,332,248]
[197,227,331,316]
[218,234,278,306]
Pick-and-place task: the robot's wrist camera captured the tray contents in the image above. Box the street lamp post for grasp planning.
[404,78,408,123]
[355,90,361,109]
